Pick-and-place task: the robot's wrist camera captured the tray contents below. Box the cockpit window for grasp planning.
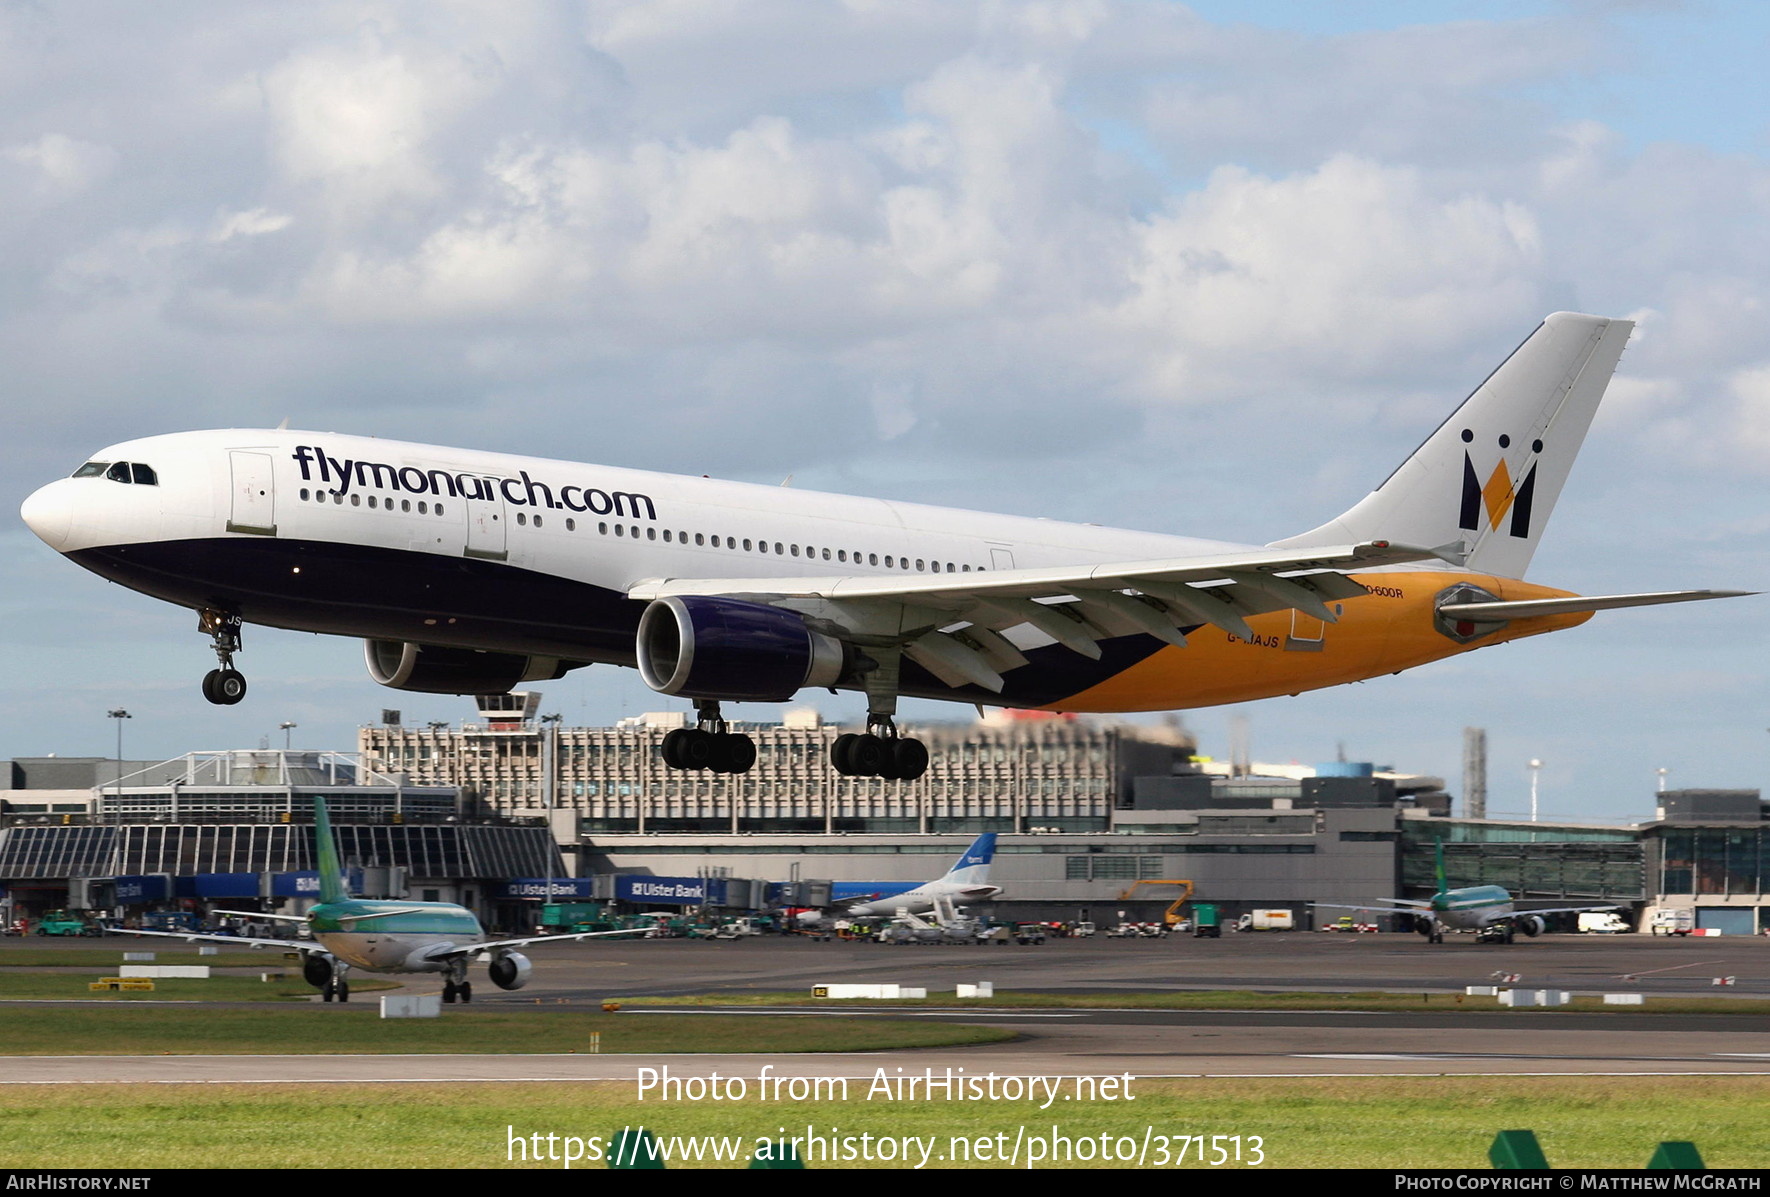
[105,462,131,483]
[72,462,109,479]
[131,463,158,486]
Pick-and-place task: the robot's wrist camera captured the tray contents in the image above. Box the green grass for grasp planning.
[0,973,386,1001]
[622,988,1770,1016]
[0,1077,1763,1169]
[0,1005,1015,1056]
[0,948,278,968]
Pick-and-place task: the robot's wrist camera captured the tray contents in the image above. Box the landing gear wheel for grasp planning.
[442,980,458,1004]
[458,981,471,1004]
[215,669,246,705]
[712,733,756,774]
[831,733,862,775]
[848,734,889,777]
[336,980,349,1002]
[661,728,690,769]
[322,987,335,1003]
[679,729,716,770]
[888,738,929,781]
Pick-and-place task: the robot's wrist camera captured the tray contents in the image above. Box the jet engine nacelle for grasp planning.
[488,951,532,991]
[637,596,844,702]
[302,953,334,989]
[1516,915,1545,938]
[364,640,567,695]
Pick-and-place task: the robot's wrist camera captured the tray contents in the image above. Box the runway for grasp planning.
[6,933,1768,1083]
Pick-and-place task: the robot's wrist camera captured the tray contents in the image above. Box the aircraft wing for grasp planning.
[629,540,1441,692]
[440,927,655,957]
[102,925,326,954]
[1509,904,1626,917]
[1309,900,1432,912]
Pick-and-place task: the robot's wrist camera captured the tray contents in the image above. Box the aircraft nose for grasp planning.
[20,481,74,551]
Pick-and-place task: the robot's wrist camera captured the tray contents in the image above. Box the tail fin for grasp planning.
[1271,312,1634,580]
[944,833,996,884]
[1434,841,1449,897]
[313,797,350,904]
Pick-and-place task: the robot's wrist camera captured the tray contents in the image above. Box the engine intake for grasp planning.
[1517,915,1545,938]
[488,951,532,991]
[637,597,844,702]
[365,640,566,695]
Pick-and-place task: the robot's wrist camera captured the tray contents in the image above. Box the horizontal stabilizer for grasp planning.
[1438,589,1754,621]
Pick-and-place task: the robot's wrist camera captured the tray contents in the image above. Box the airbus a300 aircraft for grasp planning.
[838,833,1002,916]
[1317,844,1624,945]
[109,798,640,1001]
[21,313,1747,782]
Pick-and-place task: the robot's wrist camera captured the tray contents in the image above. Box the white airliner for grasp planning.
[1316,844,1624,944]
[107,797,641,1002]
[842,833,1002,917]
[21,313,1747,781]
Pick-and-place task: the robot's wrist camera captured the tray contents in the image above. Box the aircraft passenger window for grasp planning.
[884,556,893,567]
[418,501,428,514]
[902,558,910,569]
[105,462,132,483]
[350,494,361,506]
[566,519,576,531]
[299,489,309,501]
[774,542,783,554]
[646,527,654,540]
[727,537,736,549]
[916,559,925,571]
[333,493,342,504]
[837,550,846,563]
[369,496,379,509]
[435,504,444,516]
[694,533,704,546]
[72,462,108,478]
[535,515,545,528]
[401,500,411,512]
[131,464,157,486]
[515,512,526,525]
[616,525,625,537]
[663,530,673,543]
[822,548,831,561]
[599,522,608,534]
[743,538,752,551]
[791,545,800,557]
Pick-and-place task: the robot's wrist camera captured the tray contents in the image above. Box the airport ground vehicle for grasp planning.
[1192,903,1222,938]
[35,910,98,936]
[1651,909,1694,937]
[1579,912,1629,933]
[1236,909,1295,932]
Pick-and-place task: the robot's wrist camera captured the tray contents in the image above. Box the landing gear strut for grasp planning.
[198,609,248,705]
[830,648,929,781]
[660,701,758,774]
[441,958,473,1004]
[321,961,352,1002]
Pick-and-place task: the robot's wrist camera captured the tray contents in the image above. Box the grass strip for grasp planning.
[623,989,1770,1016]
[0,1005,1014,1056]
[0,1076,1763,1169]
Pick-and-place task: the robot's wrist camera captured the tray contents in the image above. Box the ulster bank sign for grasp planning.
[614,875,721,906]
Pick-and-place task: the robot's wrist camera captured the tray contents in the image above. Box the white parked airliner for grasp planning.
[21,313,1747,781]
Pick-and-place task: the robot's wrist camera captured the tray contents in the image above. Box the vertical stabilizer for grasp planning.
[1271,313,1634,580]
[313,796,349,904]
[1433,841,1449,898]
[945,833,996,885]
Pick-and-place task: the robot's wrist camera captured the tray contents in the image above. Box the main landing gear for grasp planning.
[830,647,929,781]
[198,609,248,706]
[442,958,473,1004]
[661,701,759,774]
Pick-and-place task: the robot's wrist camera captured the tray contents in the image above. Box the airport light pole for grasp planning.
[107,709,131,820]
[1528,758,1542,823]
[280,721,297,751]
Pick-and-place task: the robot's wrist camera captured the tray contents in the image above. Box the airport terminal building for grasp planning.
[2,705,1763,932]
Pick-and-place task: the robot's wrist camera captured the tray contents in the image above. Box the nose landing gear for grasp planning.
[198,609,248,705]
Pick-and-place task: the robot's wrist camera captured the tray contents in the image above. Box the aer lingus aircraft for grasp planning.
[106,797,641,1002]
[21,313,1748,782]
[1316,843,1624,944]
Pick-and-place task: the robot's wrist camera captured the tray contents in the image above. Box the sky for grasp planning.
[3,1,1769,823]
